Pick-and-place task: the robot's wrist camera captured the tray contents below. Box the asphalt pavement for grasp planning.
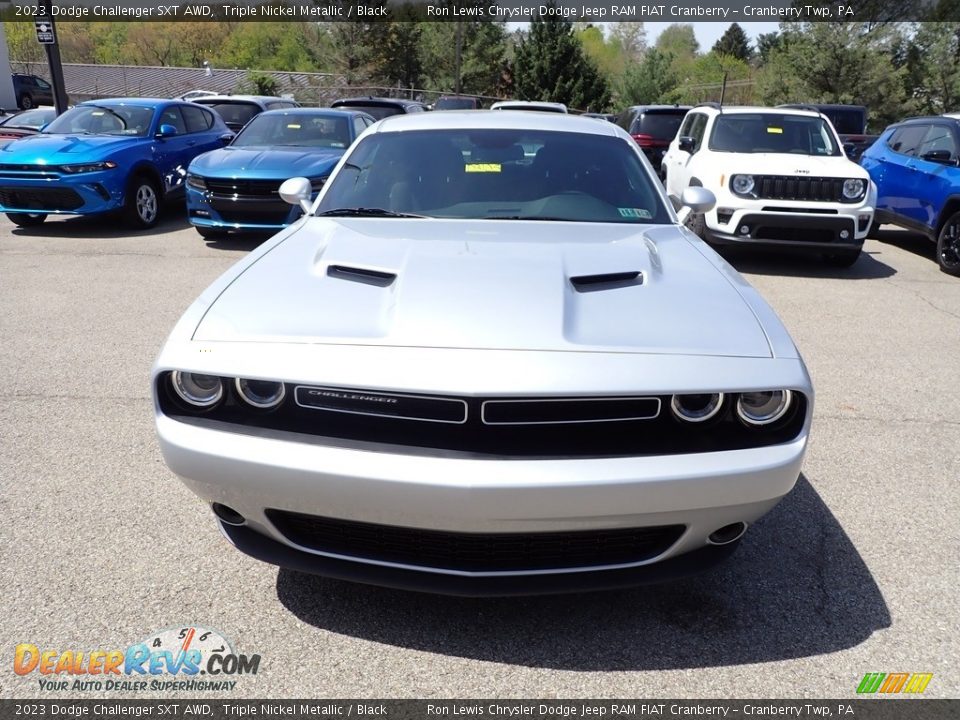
[1,210,957,699]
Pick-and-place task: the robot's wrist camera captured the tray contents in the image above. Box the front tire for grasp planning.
[124,175,161,229]
[936,211,960,277]
[685,211,707,240]
[6,211,47,227]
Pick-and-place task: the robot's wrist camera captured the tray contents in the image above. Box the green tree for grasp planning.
[755,31,781,65]
[240,70,279,96]
[512,3,611,111]
[617,48,676,105]
[712,23,751,62]
[419,17,509,97]
[609,22,646,64]
[905,23,960,114]
[379,9,423,89]
[669,52,753,105]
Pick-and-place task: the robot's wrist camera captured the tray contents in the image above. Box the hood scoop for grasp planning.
[327,264,397,288]
[570,271,643,293]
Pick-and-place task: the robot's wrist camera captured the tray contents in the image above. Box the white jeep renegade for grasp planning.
[662,104,876,266]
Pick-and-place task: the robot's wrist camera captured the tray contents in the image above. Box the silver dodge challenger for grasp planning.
[153,111,813,595]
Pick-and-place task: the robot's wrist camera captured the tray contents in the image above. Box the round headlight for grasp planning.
[171,371,223,408]
[235,378,285,409]
[731,174,755,196]
[671,393,725,423]
[737,390,793,426]
[843,178,865,199]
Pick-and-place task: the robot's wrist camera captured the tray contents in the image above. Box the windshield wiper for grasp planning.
[316,207,428,218]
[482,215,573,221]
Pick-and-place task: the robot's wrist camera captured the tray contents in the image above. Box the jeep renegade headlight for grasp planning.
[737,390,793,426]
[171,371,223,408]
[731,174,755,196]
[59,161,117,173]
[843,178,865,199]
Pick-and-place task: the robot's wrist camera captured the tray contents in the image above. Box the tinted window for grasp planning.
[159,106,187,134]
[887,125,928,157]
[435,98,478,110]
[821,108,865,135]
[688,114,708,151]
[181,105,213,133]
[318,129,670,224]
[708,113,840,155]
[353,117,367,137]
[197,101,261,129]
[44,104,155,137]
[232,112,351,148]
[36,79,51,90]
[634,112,686,139]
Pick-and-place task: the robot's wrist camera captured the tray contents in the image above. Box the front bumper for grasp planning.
[186,184,302,233]
[0,173,124,216]
[156,412,807,593]
[704,192,874,250]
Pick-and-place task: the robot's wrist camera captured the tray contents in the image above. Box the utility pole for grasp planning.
[454,20,462,95]
[37,0,69,114]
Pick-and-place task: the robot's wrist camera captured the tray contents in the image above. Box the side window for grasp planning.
[407,105,423,113]
[917,124,957,160]
[616,110,633,132]
[181,105,212,134]
[159,106,187,134]
[37,79,51,90]
[353,117,367,137]
[678,113,696,138]
[887,125,928,157]
[689,114,708,151]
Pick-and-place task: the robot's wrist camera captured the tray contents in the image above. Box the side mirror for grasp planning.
[677,186,716,224]
[156,124,178,138]
[920,149,954,165]
[843,142,856,157]
[279,177,314,214]
[678,136,696,154]
[219,132,235,144]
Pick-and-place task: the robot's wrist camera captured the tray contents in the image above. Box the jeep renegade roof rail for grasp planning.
[694,102,722,112]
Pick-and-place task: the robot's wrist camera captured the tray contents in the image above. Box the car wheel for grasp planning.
[823,249,861,267]
[124,175,161,229]
[19,93,33,110]
[5,211,47,227]
[936,211,960,277]
[196,226,228,240]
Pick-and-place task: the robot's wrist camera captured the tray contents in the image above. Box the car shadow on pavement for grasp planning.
[275,474,890,670]
[719,246,896,280]
[203,233,274,251]
[871,228,936,263]
[8,202,191,239]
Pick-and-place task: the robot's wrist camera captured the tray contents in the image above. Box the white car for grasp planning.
[663,104,876,266]
[153,111,813,595]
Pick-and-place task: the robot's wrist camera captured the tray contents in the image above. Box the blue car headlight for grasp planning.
[186,174,207,191]
[59,161,117,174]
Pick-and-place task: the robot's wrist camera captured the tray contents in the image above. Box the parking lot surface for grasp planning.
[1,210,957,698]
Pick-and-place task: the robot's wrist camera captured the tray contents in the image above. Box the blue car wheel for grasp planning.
[125,175,161,229]
[5,211,47,227]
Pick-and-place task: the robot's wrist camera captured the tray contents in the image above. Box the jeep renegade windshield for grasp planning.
[709,114,841,156]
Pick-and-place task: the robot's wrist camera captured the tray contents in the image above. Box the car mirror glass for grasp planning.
[157,124,178,138]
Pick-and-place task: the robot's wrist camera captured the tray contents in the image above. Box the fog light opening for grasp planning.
[212,503,246,526]
[708,522,747,546]
[839,229,850,240]
[739,225,750,235]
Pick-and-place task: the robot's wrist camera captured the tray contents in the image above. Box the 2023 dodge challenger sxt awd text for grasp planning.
[153,112,813,595]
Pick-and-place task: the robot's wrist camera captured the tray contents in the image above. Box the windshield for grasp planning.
[709,113,841,156]
[635,112,685,138]
[232,113,351,148]
[43,104,155,137]
[317,129,670,224]
[821,109,866,135]
[197,101,260,129]
[0,109,54,130]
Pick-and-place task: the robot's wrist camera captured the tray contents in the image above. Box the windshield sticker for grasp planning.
[465,163,501,173]
[618,207,652,219]
[286,124,302,129]
[767,127,784,134]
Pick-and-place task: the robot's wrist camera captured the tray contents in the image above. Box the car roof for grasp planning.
[371,110,619,136]
[626,105,692,112]
[255,108,372,120]
[333,97,423,107]
[490,100,568,112]
[192,95,294,104]
[78,97,177,108]
[698,105,823,118]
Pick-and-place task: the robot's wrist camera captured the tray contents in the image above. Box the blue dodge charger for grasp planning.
[185,108,374,238]
[0,98,232,228]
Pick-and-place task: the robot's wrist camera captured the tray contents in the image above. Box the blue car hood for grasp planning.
[0,133,143,162]
[189,146,344,179]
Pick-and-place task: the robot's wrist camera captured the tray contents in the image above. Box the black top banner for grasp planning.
[0,0,956,23]
[0,701,958,720]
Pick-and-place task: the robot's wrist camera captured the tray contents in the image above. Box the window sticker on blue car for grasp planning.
[618,207,652,219]
[465,163,501,173]
[286,124,301,129]
[767,127,783,134]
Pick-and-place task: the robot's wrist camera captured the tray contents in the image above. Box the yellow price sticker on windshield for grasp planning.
[286,124,302,129]
[465,163,501,173]
[767,127,784,134]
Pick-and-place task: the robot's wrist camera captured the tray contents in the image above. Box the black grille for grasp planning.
[0,186,83,210]
[754,175,847,203]
[266,510,685,572]
[0,164,61,177]
[158,377,809,458]
[206,178,283,196]
[211,205,292,225]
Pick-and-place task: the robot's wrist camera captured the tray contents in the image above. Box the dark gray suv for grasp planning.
[12,74,54,110]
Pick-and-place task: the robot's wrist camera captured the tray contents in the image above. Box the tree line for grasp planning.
[6,11,960,124]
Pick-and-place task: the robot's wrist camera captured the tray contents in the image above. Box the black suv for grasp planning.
[12,74,54,110]
[331,97,428,120]
[616,105,691,177]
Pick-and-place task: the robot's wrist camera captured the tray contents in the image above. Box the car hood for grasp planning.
[0,133,142,161]
[193,219,773,358]
[190,146,344,178]
[727,153,869,178]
